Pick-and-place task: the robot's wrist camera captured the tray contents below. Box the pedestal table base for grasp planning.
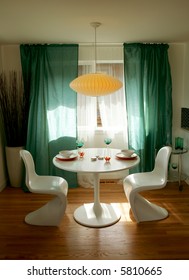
[74,203,121,228]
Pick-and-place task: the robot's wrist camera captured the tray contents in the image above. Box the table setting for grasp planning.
[55,138,137,163]
[53,140,140,228]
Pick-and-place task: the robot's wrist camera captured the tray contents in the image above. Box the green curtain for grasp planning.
[20,44,78,188]
[124,43,172,172]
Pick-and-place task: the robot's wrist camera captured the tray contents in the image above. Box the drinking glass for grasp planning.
[104,137,112,147]
[76,139,85,158]
[104,137,112,163]
[175,137,184,150]
[171,163,177,169]
[104,148,111,163]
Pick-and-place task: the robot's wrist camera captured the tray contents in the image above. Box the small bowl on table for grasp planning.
[59,150,73,158]
[121,149,135,157]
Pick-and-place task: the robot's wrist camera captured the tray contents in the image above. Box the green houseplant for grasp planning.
[0,71,29,187]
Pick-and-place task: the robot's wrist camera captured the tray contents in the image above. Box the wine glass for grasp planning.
[104,137,112,146]
[76,139,85,158]
[104,137,112,162]
[104,147,111,163]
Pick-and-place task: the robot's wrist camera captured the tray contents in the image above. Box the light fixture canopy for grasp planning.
[69,22,123,97]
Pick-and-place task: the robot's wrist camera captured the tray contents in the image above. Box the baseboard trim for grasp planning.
[100,179,119,184]
[0,179,7,192]
[185,177,189,185]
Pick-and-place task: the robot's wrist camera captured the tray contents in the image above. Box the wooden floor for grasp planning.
[0,181,189,260]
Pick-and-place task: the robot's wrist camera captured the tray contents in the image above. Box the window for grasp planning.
[78,62,124,128]
[77,45,128,149]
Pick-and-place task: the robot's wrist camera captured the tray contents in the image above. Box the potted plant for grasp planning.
[0,71,29,187]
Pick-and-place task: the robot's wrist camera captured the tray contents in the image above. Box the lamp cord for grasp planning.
[90,22,101,73]
[94,25,97,73]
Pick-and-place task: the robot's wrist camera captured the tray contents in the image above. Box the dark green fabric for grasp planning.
[20,44,78,188]
[124,43,172,172]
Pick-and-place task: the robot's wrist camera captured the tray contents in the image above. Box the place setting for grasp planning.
[55,139,85,161]
[55,150,78,161]
[116,149,137,160]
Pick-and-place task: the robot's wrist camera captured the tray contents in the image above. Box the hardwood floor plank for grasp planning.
[0,182,189,260]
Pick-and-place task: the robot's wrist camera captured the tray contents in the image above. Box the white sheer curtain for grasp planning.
[77,64,97,187]
[77,65,97,147]
[97,63,128,148]
[77,61,128,187]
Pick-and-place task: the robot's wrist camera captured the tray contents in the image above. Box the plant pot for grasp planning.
[5,146,24,188]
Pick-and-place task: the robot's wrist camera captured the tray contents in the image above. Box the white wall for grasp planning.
[0,46,3,71]
[0,45,22,72]
[169,44,185,136]
[180,43,189,176]
[0,46,7,190]
[0,45,22,191]
[168,43,189,177]
[0,130,7,191]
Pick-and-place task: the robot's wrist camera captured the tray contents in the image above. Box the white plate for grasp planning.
[56,153,77,161]
[59,150,74,157]
[116,153,137,160]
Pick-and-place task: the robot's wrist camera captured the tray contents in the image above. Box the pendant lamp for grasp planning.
[69,22,123,97]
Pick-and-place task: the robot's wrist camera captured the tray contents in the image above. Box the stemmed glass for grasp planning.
[104,137,112,146]
[104,137,112,162]
[76,139,85,158]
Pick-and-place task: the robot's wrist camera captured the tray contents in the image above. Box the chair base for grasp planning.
[131,193,168,223]
[25,196,67,226]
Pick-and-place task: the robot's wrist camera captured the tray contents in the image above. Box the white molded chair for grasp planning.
[123,146,172,223]
[20,150,68,226]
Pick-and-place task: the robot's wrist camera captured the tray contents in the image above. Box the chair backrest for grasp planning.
[153,146,172,180]
[20,150,37,190]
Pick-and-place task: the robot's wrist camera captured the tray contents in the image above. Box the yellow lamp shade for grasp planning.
[69,73,123,97]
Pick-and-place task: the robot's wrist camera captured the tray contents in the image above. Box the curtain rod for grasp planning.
[79,43,123,46]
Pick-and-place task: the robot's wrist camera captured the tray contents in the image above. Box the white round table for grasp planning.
[53,148,140,228]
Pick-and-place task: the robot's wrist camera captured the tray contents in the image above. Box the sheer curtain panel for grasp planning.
[98,63,128,147]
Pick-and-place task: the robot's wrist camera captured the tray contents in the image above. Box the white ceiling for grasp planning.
[1,0,189,44]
